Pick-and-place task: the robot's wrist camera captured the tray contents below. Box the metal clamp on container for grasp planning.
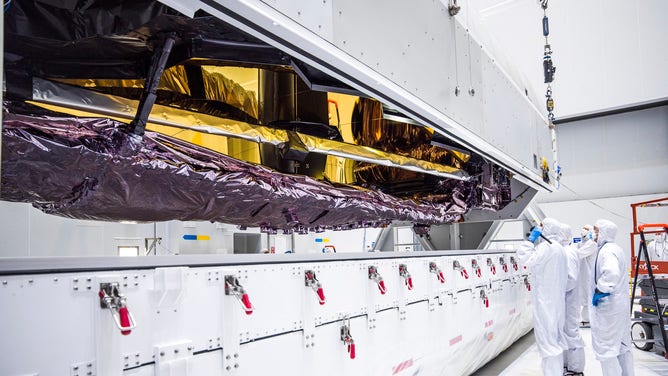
[225,275,253,315]
[429,262,445,284]
[453,260,469,279]
[487,258,497,275]
[510,256,519,271]
[340,318,356,360]
[398,264,413,290]
[305,270,326,305]
[499,256,508,273]
[524,276,531,292]
[368,265,386,294]
[98,282,137,335]
[480,289,489,308]
[472,259,482,278]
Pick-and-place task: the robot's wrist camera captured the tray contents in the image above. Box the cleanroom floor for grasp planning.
[473,327,668,376]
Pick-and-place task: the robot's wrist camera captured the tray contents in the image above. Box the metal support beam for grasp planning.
[129,32,177,136]
[449,223,461,250]
[476,220,503,249]
[183,65,206,99]
[523,201,546,228]
[416,234,435,251]
[372,227,393,252]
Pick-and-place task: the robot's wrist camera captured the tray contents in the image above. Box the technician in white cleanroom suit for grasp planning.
[577,224,598,325]
[590,219,634,376]
[517,218,568,376]
[559,223,585,376]
[647,229,668,261]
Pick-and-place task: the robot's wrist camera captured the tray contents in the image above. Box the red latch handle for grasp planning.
[461,269,469,279]
[119,306,132,335]
[527,283,531,292]
[226,275,254,315]
[305,270,326,304]
[398,264,412,290]
[480,290,489,308]
[503,264,508,273]
[369,266,386,295]
[513,263,518,271]
[475,268,482,278]
[99,284,137,335]
[490,265,496,275]
[317,287,326,305]
[437,272,445,284]
[241,293,253,315]
[378,280,386,295]
[341,323,355,360]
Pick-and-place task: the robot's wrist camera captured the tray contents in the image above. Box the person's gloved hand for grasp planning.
[528,226,543,243]
[592,289,610,306]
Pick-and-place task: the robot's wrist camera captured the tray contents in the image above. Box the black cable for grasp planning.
[539,233,552,244]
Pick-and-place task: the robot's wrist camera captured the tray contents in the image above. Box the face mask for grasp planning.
[528,226,543,243]
[581,227,593,240]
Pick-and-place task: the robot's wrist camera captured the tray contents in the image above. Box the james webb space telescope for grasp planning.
[1,0,554,232]
[0,2,560,375]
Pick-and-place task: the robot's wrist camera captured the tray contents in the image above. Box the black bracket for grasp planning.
[129,32,178,136]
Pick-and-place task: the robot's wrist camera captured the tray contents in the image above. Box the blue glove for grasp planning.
[527,227,543,243]
[592,289,610,306]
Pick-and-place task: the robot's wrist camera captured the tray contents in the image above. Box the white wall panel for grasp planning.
[0,201,29,256]
[637,2,668,100]
[538,105,668,203]
[464,0,668,117]
[261,0,333,40]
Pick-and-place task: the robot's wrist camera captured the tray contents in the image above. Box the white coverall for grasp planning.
[517,218,568,376]
[559,223,585,373]
[647,232,668,261]
[577,226,598,324]
[591,219,635,376]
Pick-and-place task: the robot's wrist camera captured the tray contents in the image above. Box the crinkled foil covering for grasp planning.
[27,78,468,181]
[352,98,471,164]
[351,98,470,186]
[55,65,259,124]
[56,65,192,96]
[1,113,477,230]
[200,66,259,119]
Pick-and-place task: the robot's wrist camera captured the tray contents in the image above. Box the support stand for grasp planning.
[630,223,668,357]
[129,32,177,136]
